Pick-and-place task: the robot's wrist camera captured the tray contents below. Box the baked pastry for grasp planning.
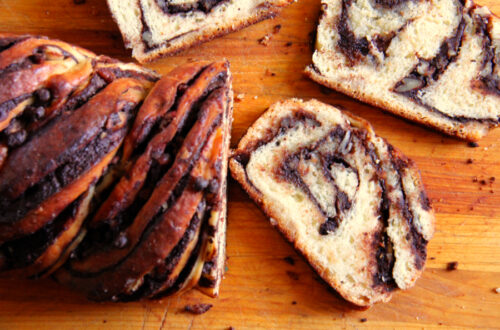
[107,0,295,62]
[0,33,157,279]
[0,34,232,302]
[56,60,232,301]
[305,0,500,141]
[229,99,434,307]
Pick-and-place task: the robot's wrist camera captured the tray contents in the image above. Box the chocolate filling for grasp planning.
[0,94,31,122]
[390,155,427,270]
[337,0,370,63]
[0,196,83,271]
[0,35,31,53]
[474,10,500,96]
[66,86,224,278]
[0,123,129,224]
[394,7,500,123]
[157,0,228,14]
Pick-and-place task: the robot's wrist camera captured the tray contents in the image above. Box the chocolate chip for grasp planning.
[193,177,209,191]
[6,129,27,147]
[446,261,458,271]
[360,318,368,323]
[283,256,295,265]
[35,88,51,103]
[467,142,479,148]
[113,233,128,249]
[208,179,219,194]
[319,217,339,235]
[184,303,212,315]
[291,301,297,305]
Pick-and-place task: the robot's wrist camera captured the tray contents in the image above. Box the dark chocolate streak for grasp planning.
[0,123,128,224]
[136,200,207,299]
[138,1,199,52]
[157,0,228,14]
[0,35,31,53]
[66,89,224,278]
[336,0,410,62]
[0,196,83,271]
[0,94,31,122]
[474,11,500,96]
[364,141,397,290]
[337,0,370,62]
[394,7,500,123]
[389,150,427,270]
[276,127,358,236]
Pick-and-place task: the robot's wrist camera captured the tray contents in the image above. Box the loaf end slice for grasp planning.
[107,0,295,63]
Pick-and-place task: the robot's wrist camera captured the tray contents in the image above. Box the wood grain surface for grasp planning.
[0,0,499,328]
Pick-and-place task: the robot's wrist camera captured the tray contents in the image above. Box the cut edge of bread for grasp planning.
[304,67,490,142]
[107,1,294,63]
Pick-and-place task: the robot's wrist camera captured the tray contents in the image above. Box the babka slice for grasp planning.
[229,99,434,307]
[0,34,156,279]
[106,0,295,62]
[305,0,500,141]
[55,60,232,301]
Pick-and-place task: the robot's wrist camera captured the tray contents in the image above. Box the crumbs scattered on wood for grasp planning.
[446,261,458,271]
[360,318,368,323]
[273,24,282,34]
[283,256,295,265]
[73,0,86,4]
[467,141,479,148]
[265,69,276,77]
[227,327,235,330]
[286,271,300,280]
[466,158,473,164]
[285,42,293,47]
[490,177,495,182]
[472,176,478,183]
[291,301,297,305]
[235,93,245,102]
[258,34,272,46]
[479,179,487,185]
[184,303,213,315]
[493,288,500,294]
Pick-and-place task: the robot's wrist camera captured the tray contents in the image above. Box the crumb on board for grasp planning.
[235,93,245,102]
[283,256,295,265]
[258,34,272,46]
[446,261,458,271]
[184,303,213,315]
[466,158,473,164]
[360,318,367,323]
[467,141,479,148]
[494,288,500,294]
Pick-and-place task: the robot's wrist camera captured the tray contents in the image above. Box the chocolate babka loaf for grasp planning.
[0,34,232,301]
[107,0,295,62]
[229,99,434,307]
[0,33,157,279]
[56,60,232,301]
[305,0,500,141]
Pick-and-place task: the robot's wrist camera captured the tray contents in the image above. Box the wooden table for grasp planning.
[0,0,499,328]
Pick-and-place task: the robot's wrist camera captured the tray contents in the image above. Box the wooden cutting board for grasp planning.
[0,0,499,328]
